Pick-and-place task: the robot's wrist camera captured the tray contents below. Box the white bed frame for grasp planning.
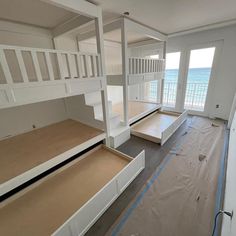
[0,45,104,109]
[53,146,145,236]
[107,57,165,86]
[0,0,112,194]
[0,132,106,196]
[1,145,145,236]
[78,17,167,126]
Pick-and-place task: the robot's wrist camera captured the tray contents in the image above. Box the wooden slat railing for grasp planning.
[0,44,102,85]
[128,57,165,75]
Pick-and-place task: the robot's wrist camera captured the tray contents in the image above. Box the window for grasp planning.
[163,52,181,107]
[184,47,215,111]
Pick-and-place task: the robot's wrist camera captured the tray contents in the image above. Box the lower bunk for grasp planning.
[0,119,105,196]
[0,145,145,236]
[131,110,188,145]
[112,101,161,124]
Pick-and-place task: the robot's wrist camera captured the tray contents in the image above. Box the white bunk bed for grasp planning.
[0,45,104,109]
[0,1,145,235]
[78,17,187,147]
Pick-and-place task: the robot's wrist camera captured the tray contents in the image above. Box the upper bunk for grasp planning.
[77,17,167,86]
[107,56,165,86]
[0,0,106,110]
[0,44,103,109]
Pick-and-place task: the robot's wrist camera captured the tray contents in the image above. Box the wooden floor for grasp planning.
[0,146,129,236]
[0,119,103,184]
[132,112,178,142]
[112,101,160,122]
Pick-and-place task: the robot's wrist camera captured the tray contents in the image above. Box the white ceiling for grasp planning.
[0,0,78,28]
[104,29,149,44]
[89,0,236,34]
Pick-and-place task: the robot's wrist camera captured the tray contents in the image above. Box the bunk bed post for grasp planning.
[121,18,129,126]
[160,41,166,105]
[95,9,111,145]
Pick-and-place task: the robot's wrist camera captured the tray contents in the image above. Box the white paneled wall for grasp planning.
[0,99,68,140]
[0,20,54,49]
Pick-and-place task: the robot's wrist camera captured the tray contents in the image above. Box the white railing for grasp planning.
[128,57,165,75]
[163,81,209,111]
[163,81,178,107]
[0,44,102,85]
[184,82,209,111]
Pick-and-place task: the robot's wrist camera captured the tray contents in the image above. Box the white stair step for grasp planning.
[96,113,121,129]
[110,125,131,148]
[84,91,101,105]
[87,101,113,117]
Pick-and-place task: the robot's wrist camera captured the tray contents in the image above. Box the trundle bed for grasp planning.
[0,145,145,236]
[131,110,188,145]
[0,119,106,196]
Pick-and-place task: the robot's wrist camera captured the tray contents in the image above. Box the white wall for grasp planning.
[166,24,236,120]
[79,39,123,104]
[0,20,53,48]
[0,99,68,140]
[221,110,236,236]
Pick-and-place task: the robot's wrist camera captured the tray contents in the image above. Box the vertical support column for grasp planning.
[121,18,129,126]
[160,41,166,105]
[95,9,111,144]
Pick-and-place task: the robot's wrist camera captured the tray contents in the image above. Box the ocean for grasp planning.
[163,67,212,110]
[165,67,211,83]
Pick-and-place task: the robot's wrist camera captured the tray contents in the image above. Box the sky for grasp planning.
[166,47,215,69]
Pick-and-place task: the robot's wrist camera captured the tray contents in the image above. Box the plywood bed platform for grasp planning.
[0,145,145,236]
[131,110,188,145]
[0,119,106,196]
[113,101,161,124]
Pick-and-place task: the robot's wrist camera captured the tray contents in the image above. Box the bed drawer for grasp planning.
[0,145,145,236]
[131,110,188,145]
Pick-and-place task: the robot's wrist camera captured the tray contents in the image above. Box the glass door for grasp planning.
[163,52,181,108]
[184,47,215,111]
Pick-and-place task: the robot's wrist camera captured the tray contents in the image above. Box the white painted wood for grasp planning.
[0,78,104,109]
[109,125,131,148]
[76,54,83,79]
[52,147,145,236]
[15,49,29,83]
[31,51,43,82]
[121,18,129,126]
[95,11,111,142]
[125,17,167,41]
[42,0,100,18]
[84,55,90,79]
[0,49,13,84]
[161,110,188,145]
[45,52,55,80]
[131,110,187,144]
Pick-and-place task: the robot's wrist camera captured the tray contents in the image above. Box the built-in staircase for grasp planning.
[84,91,130,148]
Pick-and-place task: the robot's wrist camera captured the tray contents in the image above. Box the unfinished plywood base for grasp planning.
[131,110,188,145]
[0,145,145,236]
[113,101,161,124]
[0,119,105,196]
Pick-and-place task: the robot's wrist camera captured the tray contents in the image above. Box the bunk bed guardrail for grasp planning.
[128,57,165,75]
[0,44,103,108]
